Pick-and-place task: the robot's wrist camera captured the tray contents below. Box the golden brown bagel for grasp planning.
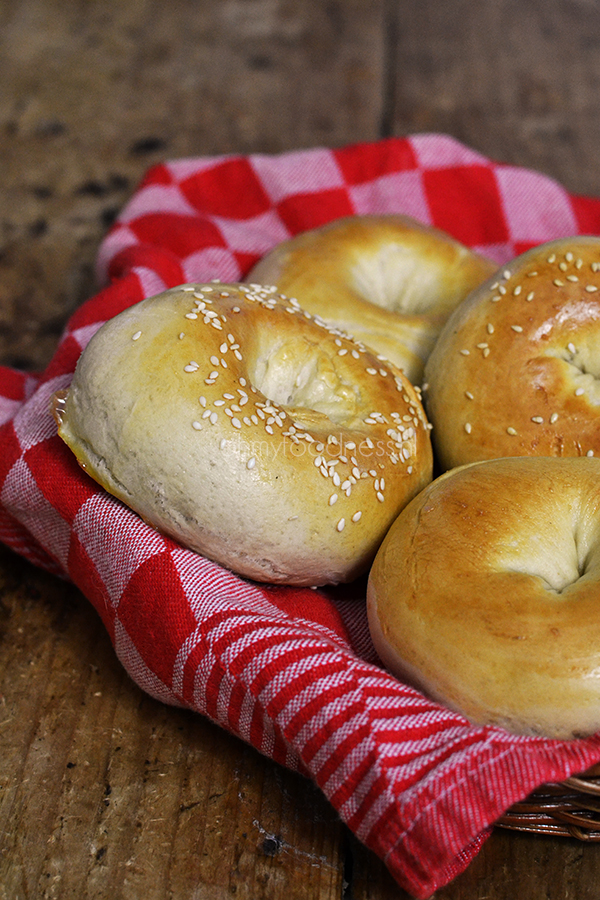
[53,282,433,586]
[424,236,600,471]
[367,456,600,739]
[248,215,496,384]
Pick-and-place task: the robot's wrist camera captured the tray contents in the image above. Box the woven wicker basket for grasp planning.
[497,764,600,840]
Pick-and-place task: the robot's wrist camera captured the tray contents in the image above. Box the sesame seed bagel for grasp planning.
[53,282,433,586]
[367,455,600,739]
[424,236,600,471]
[248,214,496,385]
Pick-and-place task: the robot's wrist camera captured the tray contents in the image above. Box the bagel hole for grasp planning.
[522,526,596,594]
[350,245,449,316]
[548,344,600,403]
[248,335,362,425]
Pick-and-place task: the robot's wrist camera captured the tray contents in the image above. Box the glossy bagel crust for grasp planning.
[248,214,496,385]
[54,282,433,586]
[424,236,600,471]
[367,456,600,739]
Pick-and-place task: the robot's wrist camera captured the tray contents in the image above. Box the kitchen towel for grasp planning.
[2,134,600,898]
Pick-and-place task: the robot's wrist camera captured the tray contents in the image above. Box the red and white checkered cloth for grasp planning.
[3,134,600,898]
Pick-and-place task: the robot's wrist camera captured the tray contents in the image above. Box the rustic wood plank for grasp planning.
[0,0,385,371]
[387,0,600,197]
[3,1,600,898]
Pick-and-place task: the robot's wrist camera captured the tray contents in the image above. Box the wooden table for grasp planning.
[2,2,600,897]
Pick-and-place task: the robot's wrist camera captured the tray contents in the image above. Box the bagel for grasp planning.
[367,456,600,739]
[424,236,600,471]
[248,215,496,385]
[53,282,433,586]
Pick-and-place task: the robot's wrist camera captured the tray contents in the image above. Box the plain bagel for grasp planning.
[53,282,433,586]
[367,455,600,739]
[424,236,600,471]
[248,214,497,384]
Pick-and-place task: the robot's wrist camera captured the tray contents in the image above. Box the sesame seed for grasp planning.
[465,391,474,400]
[210,412,218,425]
[511,325,523,332]
[531,416,544,424]
[553,279,564,287]
[464,422,472,434]
[513,285,522,296]
[526,292,535,301]
[199,396,207,407]
[231,417,242,428]
[568,342,576,354]
[507,427,517,435]
[586,285,598,292]
[550,413,559,423]
[184,362,200,372]
[132,330,142,341]
[487,324,494,334]
[352,511,362,523]
[337,518,345,532]
[185,312,198,319]
[576,387,585,396]
[329,494,338,506]
[192,421,203,430]
[376,491,385,502]
[247,457,256,469]
[460,349,470,356]
[587,450,595,457]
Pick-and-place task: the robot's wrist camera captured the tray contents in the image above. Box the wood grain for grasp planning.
[2,1,600,897]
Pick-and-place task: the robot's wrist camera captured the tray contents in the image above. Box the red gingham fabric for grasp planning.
[3,134,600,898]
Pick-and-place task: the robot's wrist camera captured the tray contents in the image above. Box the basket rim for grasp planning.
[497,766,600,840]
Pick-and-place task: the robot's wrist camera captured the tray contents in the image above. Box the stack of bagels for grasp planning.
[54,213,600,740]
